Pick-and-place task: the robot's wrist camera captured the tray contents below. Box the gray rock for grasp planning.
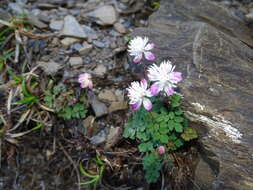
[49,20,63,31]
[90,130,107,145]
[105,127,122,149]
[93,40,105,48]
[37,3,58,9]
[61,15,87,39]
[82,25,98,40]
[8,2,28,15]
[27,15,48,29]
[114,22,127,34]
[246,12,253,21]
[69,57,83,67]
[98,89,117,103]
[38,61,62,75]
[88,92,108,117]
[61,37,80,48]
[93,65,107,76]
[86,5,117,26]
[71,43,83,51]
[79,42,93,55]
[132,0,253,189]
[108,101,128,113]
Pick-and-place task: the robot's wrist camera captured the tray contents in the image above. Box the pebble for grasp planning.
[93,40,106,48]
[71,43,83,51]
[93,65,107,76]
[114,22,127,34]
[98,89,117,103]
[69,57,83,67]
[28,15,48,29]
[90,130,107,145]
[37,61,62,75]
[61,37,80,48]
[79,42,93,55]
[86,5,118,26]
[108,101,128,113]
[49,20,64,31]
[105,127,122,149]
[61,15,87,39]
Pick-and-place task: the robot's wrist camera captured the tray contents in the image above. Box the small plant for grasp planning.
[44,84,87,120]
[124,36,198,183]
[79,153,107,188]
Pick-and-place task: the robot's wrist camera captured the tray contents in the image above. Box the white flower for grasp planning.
[127,79,153,110]
[78,73,93,89]
[147,60,182,96]
[128,36,155,63]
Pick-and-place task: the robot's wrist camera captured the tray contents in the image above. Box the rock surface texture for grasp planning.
[132,0,253,189]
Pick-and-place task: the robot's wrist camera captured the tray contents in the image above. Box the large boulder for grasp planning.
[132,0,253,189]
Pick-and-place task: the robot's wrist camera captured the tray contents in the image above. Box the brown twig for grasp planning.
[58,142,81,190]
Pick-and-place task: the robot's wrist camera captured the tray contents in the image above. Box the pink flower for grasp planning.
[78,73,93,89]
[147,60,182,96]
[157,146,166,155]
[128,36,155,63]
[127,79,153,111]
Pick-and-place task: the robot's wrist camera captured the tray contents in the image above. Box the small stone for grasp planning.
[69,57,83,67]
[246,12,253,21]
[71,43,83,51]
[115,89,125,102]
[38,61,62,75]
[8,2,28,15]
[78,42,92,55]
[86,5,117,26]
[91,98,108,117]
[49,20,63,30]
[114,22,127,34]
[93,40,105,48]
[83,116,98,137]
[105,127,122,149]
[61,37,80,48]
[28,15,48,29]
[108,101,128,113]
[82,25,98,40]
[93,65,107,76]
[61,15,87,39]
[90,130,107,145]
[98,89,117,103]
[37,3,57,9]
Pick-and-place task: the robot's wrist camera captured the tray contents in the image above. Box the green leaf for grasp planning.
[167,120,176,131]
[175,109,183,115]
[171,102,180,108]
[160,134,169,143]
[181,128,198,141]
[138,142,153,152]
[174,116,184,123]
[174,138,184,148]
[174,123,183,133]
[168,112,175,119]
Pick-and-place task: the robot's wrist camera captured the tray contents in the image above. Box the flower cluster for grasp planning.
[127,36,182,111]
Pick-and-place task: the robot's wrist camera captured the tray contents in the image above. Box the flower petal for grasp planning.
[133,54,142,63]
[143,98,152,111]
[131,100,142,111]
[150,83,160,96]
[144,51,155,61]
[166,88,175,96]
[88,81,93,89]
[145,43,155,51]
[172,72,182,83]
[140,78,148,89]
